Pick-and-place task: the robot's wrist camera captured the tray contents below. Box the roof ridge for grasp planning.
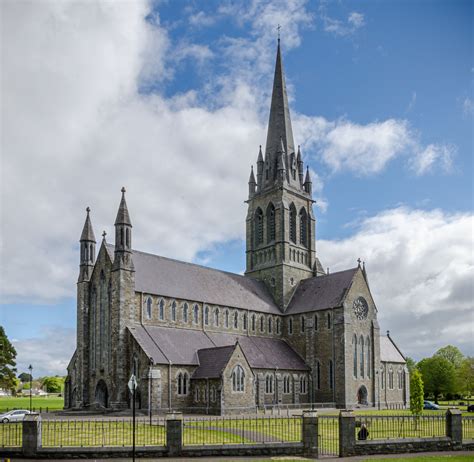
[198,344,236,353]
[106,243,263,283]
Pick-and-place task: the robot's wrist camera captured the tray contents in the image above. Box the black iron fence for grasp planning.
[318,415,338,457]
[183,415,302,446]
[41,418,166,447]
[463,416,474,441]
[356,414,446,440]
[0,422,22,448]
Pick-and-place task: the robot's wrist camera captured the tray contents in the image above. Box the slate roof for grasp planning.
[105,244,281,315]
[192,345,236,379]
[286,268,358,314]
[128,325,308,371]
[380,336,406,363]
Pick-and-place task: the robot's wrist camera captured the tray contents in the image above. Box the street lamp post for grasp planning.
[28,364,33,412]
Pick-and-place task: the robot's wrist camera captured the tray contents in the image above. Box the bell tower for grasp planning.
[245,41,325,311]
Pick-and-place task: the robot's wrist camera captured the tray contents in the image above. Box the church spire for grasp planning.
[113,187,134,271]
[78,207,96,282]
[248,166,256,198]
[264,40,295,174]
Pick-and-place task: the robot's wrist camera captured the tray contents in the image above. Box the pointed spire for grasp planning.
[257,145,264,164]
[115,187,132,226]
[297,145,304,185]
[264,40,295,167]
[248,166,256,198]
[256,145,264,192]
[304,166,312,195]
[248,165,256,184]
[80,207,96,242]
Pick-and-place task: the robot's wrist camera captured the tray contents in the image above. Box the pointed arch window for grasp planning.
[268,316,273,333]
[381,366,385,389]
[289,203,297,243]
[183,303,189,323]
[389,367,394,389]
[233,312,238,329]
[251,314,256,331]
[366,336,371,378]
[327,312,332,329]
[177,372,189,396]
[266,203,276,243]
[232,365,245,392]
[259,315,264,332]
[353,335,358,378]
[300,316,305,333]
[276,318,281,334]
[316,361,321,389]
[300,375,307,394]
[158,299,165,320]
[171,301,177,322]
[243,313,247,330]
[193,304,199,324]
[288,317,293,335]
[225,310,229,328]
[146,297,152,320]
[314,314,318,331]
[283,375,291,394]
[255,208,264,246]
[265,374,274,394]
[359,336,365,378]
[204,306,209,325]
[299,208,308,247]
[126,228,130,247]
[214,308,220,326]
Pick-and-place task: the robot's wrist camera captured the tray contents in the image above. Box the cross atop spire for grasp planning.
[276,24,281,42]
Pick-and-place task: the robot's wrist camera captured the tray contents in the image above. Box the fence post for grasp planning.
[22,413,42,457]
[166,412,183,456]
[446,408,462,446]
[339,410,356,457]
[302,410,318,456]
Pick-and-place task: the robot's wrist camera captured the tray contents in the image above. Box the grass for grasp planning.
[362,457,474,462]
[0,395,64,412]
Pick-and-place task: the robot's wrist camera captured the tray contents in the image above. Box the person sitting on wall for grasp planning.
[357,423,369,441]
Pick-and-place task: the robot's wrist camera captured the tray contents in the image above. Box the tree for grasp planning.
[418,356,456,403]
[457,357,474,400]
[18,372,32,383]
[42,376,64,393]
[410,369,424,415]
[405,357,417,374]
[434,345,464,369]
[0,326,17,393]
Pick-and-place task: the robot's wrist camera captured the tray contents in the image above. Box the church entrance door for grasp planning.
[357,385,368,405]
[95,380,108,408]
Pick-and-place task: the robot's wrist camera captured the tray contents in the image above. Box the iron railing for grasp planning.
[41,418,166,447]
[356,414,445,440]
[183,415,302,446]
[318,415,338,457]
[0,422,22,447]
[462,416,474,441]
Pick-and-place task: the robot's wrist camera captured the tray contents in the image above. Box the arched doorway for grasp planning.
[95,380,108,408]
[357,385,368,405]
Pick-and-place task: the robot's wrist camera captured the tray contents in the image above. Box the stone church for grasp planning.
[65,42,409,414]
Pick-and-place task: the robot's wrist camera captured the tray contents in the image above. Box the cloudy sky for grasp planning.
[1,0,472,378]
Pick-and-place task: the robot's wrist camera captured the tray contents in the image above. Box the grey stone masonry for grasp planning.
[166,412,183,456]
[339,410,356,457]
[302,410,318,457]
[446,408,462,446]
[22,413,42,456]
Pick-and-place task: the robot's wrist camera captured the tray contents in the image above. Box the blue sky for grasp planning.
[1,0,472,377]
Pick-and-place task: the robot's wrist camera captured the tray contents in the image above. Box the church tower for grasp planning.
[245,41,325,310]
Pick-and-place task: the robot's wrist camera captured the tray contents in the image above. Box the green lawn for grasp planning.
[0,395,64,412]
[362,457,474,462]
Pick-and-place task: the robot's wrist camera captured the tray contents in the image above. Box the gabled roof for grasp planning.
[192,345,236,379]
[106,244,281,315]
[128,325,308,371]
[380,335,406,364]
[286,268,358,314]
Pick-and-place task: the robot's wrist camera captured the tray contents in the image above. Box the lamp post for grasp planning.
[28,364,33,412]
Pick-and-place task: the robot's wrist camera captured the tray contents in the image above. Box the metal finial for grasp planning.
[102,230,107,240]
[387,330,390,337]
[121,186,126,194]
[277,24,281,41]
[357,257,362,267]
[86,207,90,214]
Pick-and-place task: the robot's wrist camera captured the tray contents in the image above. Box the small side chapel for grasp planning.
[65,41,409,414]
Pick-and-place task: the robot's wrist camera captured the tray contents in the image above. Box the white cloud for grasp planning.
[188,10,216,28]
[319,207,474,359]
[409,143,455,175]
[463,97,473,116]
[321,9,366,37]
[14,328,76,377]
